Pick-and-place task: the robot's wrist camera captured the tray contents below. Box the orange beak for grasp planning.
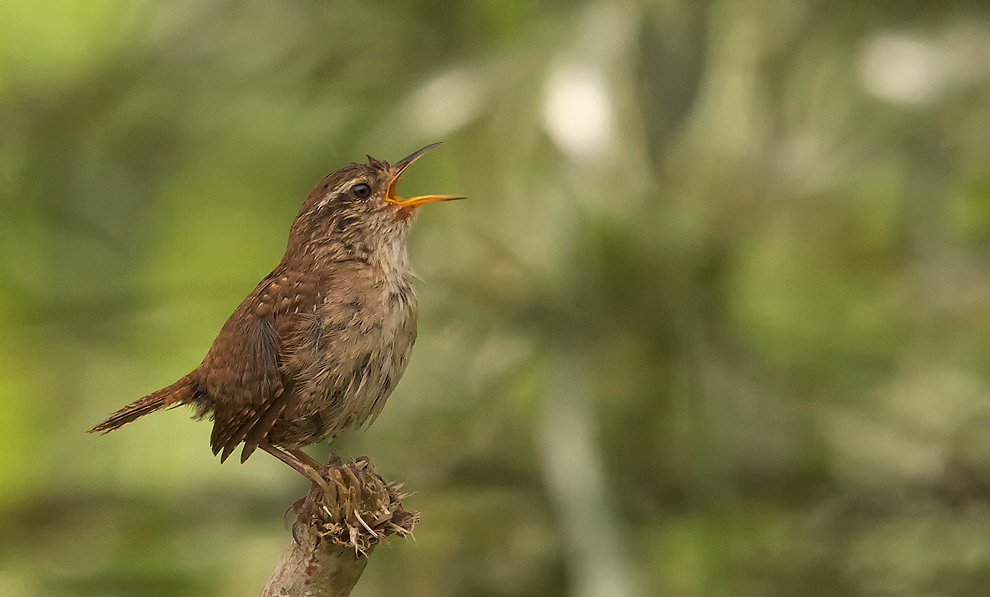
[386,142,465,208]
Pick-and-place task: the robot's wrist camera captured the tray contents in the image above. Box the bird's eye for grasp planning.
[351,183,372,199]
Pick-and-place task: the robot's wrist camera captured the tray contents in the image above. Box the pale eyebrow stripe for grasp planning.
[317,181,352,208]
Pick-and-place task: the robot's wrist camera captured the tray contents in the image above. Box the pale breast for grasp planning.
[274,271,418,448]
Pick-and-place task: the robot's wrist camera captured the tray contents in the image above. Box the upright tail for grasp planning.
[89,375,197,433]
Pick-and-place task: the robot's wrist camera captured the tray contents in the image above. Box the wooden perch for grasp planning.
[262,456,418,597]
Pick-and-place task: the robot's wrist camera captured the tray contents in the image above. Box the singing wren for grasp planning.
[90,143,462,488]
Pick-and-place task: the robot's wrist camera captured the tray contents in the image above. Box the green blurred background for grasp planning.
[4,0,990,595]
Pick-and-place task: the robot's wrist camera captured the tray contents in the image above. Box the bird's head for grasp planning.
[289,142,462,264]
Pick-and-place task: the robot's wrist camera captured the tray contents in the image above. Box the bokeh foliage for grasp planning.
[4,1,990,596]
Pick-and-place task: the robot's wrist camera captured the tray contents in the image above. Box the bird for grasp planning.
[90,142,462,491]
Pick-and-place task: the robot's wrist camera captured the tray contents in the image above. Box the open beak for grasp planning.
[386,142,465,208]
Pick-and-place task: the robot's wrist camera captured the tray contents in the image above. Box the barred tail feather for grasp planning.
[89,376,196,433]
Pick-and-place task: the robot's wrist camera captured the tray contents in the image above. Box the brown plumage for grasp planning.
[90,143,462,485]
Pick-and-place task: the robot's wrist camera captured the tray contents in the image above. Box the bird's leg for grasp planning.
[288,448,324,471]
[260,441,333,498]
